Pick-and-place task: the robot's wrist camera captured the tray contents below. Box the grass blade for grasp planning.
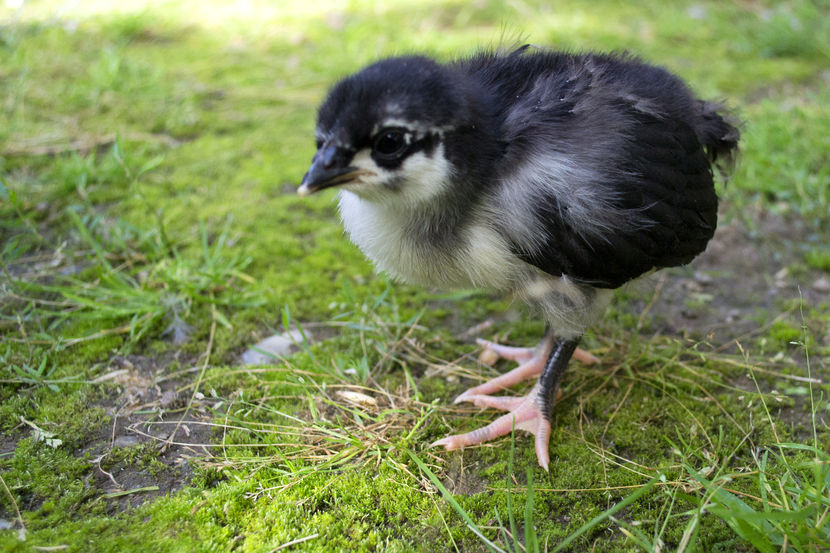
[407,449,506,553]
[552,475,660,553]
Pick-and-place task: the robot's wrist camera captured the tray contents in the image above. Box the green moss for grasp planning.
[101,443,168,477]
[769,320,803,346]
[2,439,95,529]
[0,390,33,432]
[2,1,829,551]
[806,247,830,272]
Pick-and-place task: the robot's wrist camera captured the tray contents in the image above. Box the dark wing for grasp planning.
[517,112,719,289]
[482,51,730,289]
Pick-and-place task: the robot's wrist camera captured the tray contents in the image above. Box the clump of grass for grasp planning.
[0,343,70,392]
[681,443,829,553]
[410,432,661,553]
[3,200,262,352]
[660,301,829,553]
[732,85,830,230]
[3,136,263,364]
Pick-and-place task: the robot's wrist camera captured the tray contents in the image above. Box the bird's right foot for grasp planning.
[433,383,554,470]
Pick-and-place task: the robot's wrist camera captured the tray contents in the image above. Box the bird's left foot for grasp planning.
[431,383,554,470]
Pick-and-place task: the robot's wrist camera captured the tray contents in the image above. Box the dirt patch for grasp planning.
[442,455,489,496]
[80,353,223,512]
[627,207,827,349]
[0,431,23,460]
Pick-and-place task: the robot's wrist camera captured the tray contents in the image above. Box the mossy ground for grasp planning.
[1,1,829,552]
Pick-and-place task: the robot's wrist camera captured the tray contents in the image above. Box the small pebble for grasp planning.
[240,329,312,365]
[693,271,714,285]
[812,276,830,293]
[478,348,500,366]
[774,267,789,288]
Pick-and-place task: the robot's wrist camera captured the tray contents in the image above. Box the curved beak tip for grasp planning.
[297,183,312,197]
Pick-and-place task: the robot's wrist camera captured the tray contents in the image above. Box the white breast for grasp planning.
[337,191,609,339]
[338,191,520,291]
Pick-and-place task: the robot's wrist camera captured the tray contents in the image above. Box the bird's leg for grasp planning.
[453,333,597,404]
[453,334,556,403]
[433,338,580,471]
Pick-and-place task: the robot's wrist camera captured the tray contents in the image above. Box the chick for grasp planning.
[298,47,739,469]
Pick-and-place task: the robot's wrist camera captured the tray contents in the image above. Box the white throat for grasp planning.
[340,143,453,208]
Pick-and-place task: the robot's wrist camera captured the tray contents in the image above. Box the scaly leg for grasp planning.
[433,338,581,471]
[453,335,556,403]
[454,334,598,403]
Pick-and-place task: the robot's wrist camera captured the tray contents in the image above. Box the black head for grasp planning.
[298,56,473,203]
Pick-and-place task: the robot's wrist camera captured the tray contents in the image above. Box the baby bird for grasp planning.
[298,46,739,470]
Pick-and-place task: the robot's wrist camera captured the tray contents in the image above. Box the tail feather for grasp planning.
[696,100,740,175]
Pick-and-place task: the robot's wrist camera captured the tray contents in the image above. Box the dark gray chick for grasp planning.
[298,46,739,470]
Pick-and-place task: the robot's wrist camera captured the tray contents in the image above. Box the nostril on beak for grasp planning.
[319,143,339,169]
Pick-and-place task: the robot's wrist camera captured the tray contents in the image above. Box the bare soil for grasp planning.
[83,353,221,512]
[639,208,828,347]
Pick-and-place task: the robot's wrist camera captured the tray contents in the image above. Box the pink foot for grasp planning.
[453,339,548,403]
[432,384,553,470]
[433,337,599,470]
[454,338,598,403]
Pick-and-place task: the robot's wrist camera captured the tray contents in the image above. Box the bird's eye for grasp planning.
[373,130,407,159]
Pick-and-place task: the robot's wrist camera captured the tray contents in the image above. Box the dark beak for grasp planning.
[297,142,373,197]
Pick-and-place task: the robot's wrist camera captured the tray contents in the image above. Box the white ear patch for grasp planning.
[395,144,453,205]
[348,149,391,185]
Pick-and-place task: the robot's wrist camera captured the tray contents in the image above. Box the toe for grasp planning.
[467,394,526,411]
[455,356,546,402]
[533,418,552,471]
[573,347,600,365]
[475,338,535,362]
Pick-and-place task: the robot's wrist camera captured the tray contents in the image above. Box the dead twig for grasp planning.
[0,473,25,536]
[267,533,319,552]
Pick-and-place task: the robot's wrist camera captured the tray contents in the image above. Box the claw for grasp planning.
[432,388,553,470]
[435,335,591,470]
